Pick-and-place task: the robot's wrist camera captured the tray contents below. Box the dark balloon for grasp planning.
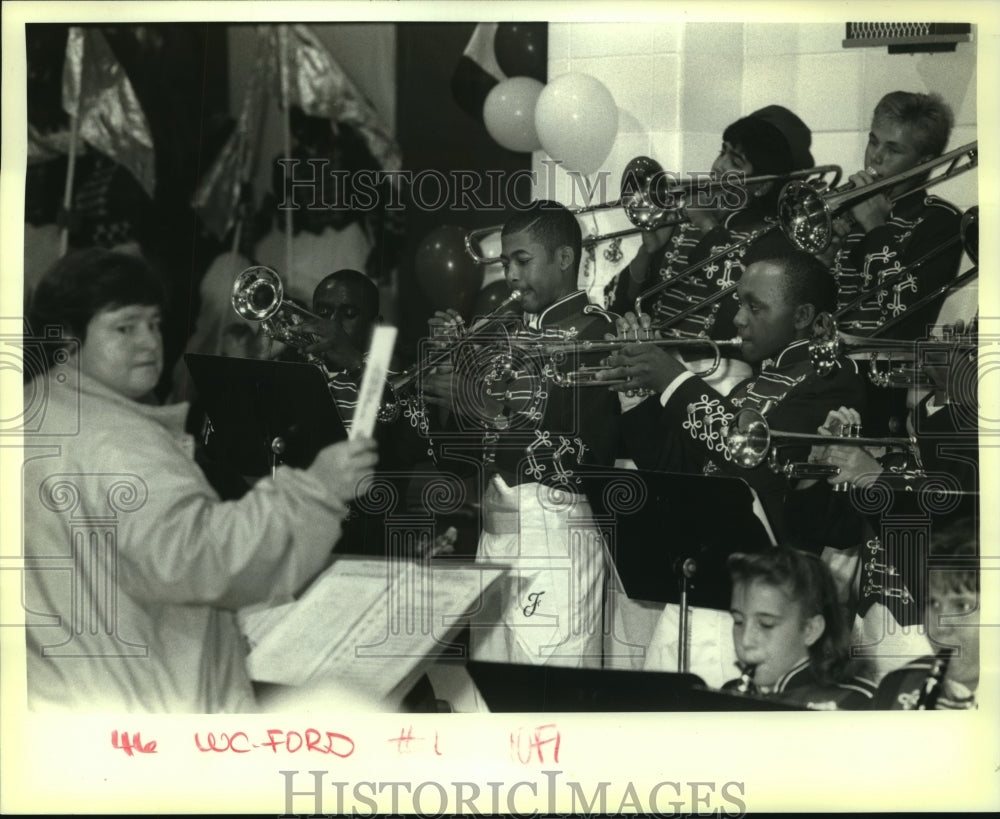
[472,279,517,320]
[414,225,484,314]
[494,23,547,83]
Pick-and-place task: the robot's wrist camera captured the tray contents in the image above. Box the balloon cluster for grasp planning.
[424,24,621,312]
[479,23,618,176]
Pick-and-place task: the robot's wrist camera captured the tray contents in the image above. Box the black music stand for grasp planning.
[464,661,803,711]
[184,354,346,477]
[575,466,775,611]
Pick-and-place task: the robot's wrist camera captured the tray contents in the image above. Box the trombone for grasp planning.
[464,157,842,266]
[724,407,924,486]
[378,288,525,420]
[865,206,979,339]
[778,141,978,253]
[463,155,660,266]
[649,200,977,337]
[631,162,843,319]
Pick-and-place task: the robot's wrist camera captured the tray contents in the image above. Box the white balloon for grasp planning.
[535,73,619,175]
[483,77,544,152]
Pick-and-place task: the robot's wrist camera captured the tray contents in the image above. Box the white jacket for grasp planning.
[22,369,348,713]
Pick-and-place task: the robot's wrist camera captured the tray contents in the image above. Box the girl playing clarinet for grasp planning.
[723,548,876,709]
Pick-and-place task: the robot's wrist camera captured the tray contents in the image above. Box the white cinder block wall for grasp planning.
[533,22,978,327]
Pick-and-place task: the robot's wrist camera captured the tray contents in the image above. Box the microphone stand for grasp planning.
[677,557,698,673]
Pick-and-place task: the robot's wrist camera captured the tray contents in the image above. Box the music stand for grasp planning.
[184,354,346,477]
[575,465,775,611]
[464,661,803,711]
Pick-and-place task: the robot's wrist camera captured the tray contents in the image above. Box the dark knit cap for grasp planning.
[749,105,815,170]
[722,106,814,176]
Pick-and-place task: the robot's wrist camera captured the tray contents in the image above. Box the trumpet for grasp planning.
[778,141,978,253]
[724,407,924,483]
[464,158,842,266]
[528,336,744,386]
[232,265,326,354]
[808,318,979,389]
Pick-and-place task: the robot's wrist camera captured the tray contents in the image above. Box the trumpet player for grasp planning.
[600,251,867,543]
[826,91,963,339]
[803,316,978,500]
[295,268,383,432]
[610,106,814,353]
[422,200,620,668]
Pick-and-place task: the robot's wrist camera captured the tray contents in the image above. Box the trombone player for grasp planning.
[824,91,964,340]
[608,105,816,392]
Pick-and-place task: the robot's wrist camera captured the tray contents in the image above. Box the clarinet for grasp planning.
[915,648,953,710]
[735,663,758,696]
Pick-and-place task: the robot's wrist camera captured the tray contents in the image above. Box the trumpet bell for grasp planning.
[231,265,325,352]
[232,265,283,322]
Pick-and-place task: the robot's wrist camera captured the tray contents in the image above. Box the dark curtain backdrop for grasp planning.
[394,23,539,360]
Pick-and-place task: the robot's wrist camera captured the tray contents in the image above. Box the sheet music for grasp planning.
[240,558,507,701]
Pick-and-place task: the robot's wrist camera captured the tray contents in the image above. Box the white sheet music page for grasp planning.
[240,558,507,701]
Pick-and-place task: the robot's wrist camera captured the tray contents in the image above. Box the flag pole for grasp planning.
[59,110,81,257]
[59,29,84,259]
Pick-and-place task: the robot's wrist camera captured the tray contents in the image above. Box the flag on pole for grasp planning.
[272,24,402,173]
[191,29,271,241]
[61,26,156,199]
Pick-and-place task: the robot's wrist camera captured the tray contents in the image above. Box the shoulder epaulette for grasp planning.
[838,676,878,699]
[582,303,619,324]
[923,194,963,218]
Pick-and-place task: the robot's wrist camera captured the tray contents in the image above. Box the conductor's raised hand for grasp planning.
[311,437,380,505]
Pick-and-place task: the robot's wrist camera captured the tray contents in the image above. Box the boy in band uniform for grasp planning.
[423,200,620,668]
[824,91,964,340]
[609,105,815,381]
